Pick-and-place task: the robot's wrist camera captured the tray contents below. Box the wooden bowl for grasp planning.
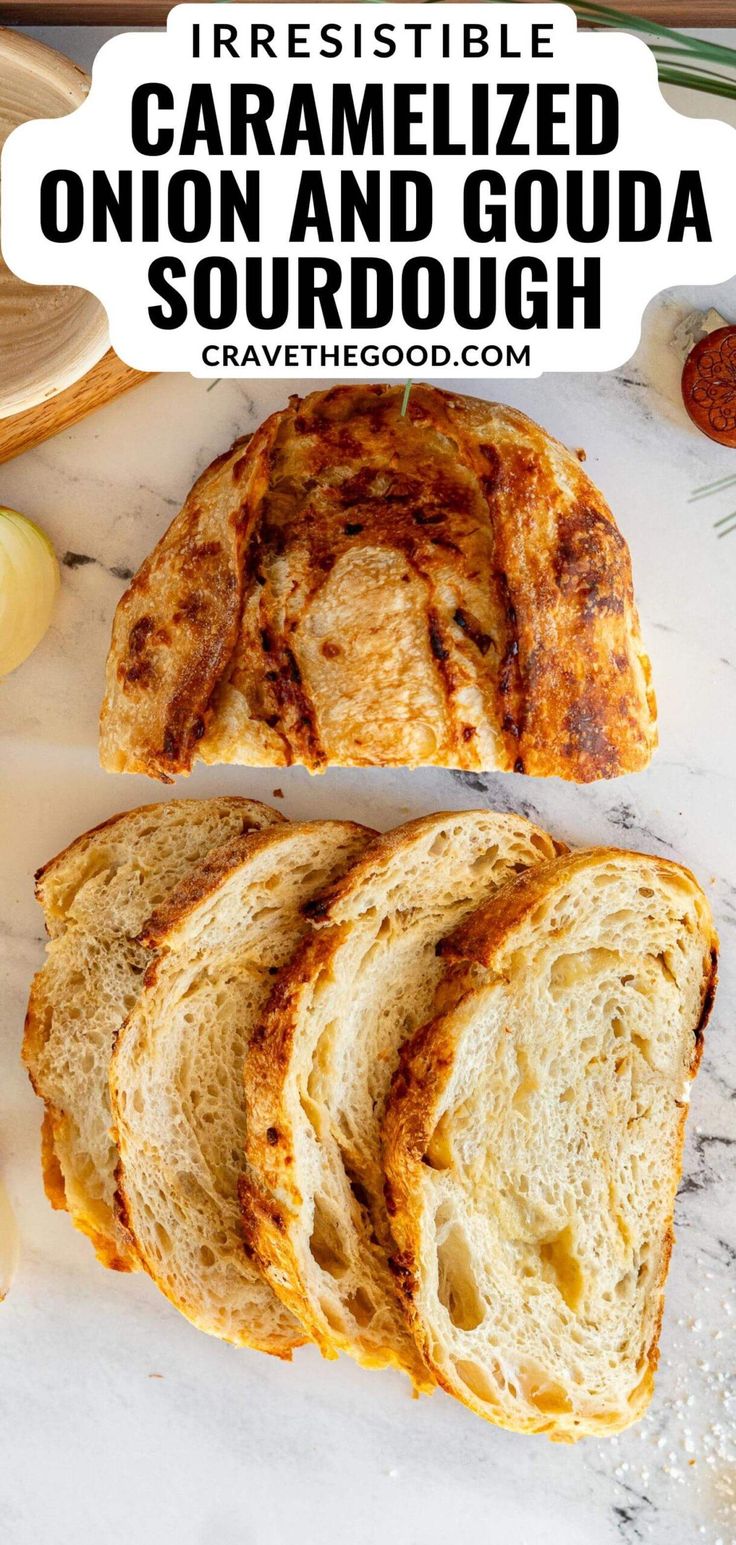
[0,30,109,420]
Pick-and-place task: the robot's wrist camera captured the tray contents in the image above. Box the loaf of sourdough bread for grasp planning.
[100,385,656,783]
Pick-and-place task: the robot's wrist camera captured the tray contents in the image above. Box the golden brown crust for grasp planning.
[236,1174,334,1363]
[136,819,317,951]
[33,796,274,906]
[382,847,718,1439]
[238,924,414,1368]
[38,1103,134,1272]
[39,1106,67,1212]
[100,421,280,780]
[34,801,173,899]
[440,849,719,1071]
[301,809,566,928]
[24,993,136,1265]
[101,385,656,782]
[111,1159,302,1359]
[239,931,342,1357]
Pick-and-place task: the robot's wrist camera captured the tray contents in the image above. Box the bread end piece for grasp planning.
[23,797,283,1272]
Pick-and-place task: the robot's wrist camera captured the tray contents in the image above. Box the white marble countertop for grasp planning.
[1,25,736,1545]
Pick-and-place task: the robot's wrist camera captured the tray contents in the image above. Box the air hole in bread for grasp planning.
[614,1270,635,1301]
[656,951,677,985]
[453,1358,499,1405]
[470,845,499,874]
[423,1112,454,1171]
[319,1296,346,1335]
[200,1244,215,1267]
[550,948,621,995]
[345,1169,371,1214]
[436,1210,485,1330]
[511,1047,538,1114]
[310,1198,349,1279]
[428,831,450,858]
[632,1033,654,1067]
[58,852,116,913]
[526,1378,574,1416]
[155,1221,171,1252]
[177,1170,207,1205]
[300,1091,322,1138]
[344,1285,376,1328]
[311,968,334,1002]
[305,1018,338,1115]
[180,973,207,1003]
[538,1226,584,1314]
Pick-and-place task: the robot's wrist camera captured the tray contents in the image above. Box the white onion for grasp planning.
[0,1179,19,1300]
[0,507,60,676]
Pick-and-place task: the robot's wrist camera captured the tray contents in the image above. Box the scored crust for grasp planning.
[101,384,656,782]
[382,848,718,1439]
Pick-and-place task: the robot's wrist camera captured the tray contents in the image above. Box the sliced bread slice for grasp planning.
[110,819,373,1353]
[23,798,282,1270]
[240,810,560,1386]
[383,848,718,1439]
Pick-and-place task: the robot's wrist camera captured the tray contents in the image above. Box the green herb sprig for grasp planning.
[366,0,736,104]
[689,474,736,538]
[569,3,736,102]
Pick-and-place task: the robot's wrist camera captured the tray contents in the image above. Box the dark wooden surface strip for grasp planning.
[0,1,733,26]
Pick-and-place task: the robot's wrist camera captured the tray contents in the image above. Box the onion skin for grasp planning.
[0,1179,19,1300]
[0,508,60,677]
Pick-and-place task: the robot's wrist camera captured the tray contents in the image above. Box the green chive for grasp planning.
[689,475,736,502]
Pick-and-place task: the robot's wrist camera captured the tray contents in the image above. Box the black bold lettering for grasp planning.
[148,256,187,328]
[40,170,83,241]
[131,83,174,156]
